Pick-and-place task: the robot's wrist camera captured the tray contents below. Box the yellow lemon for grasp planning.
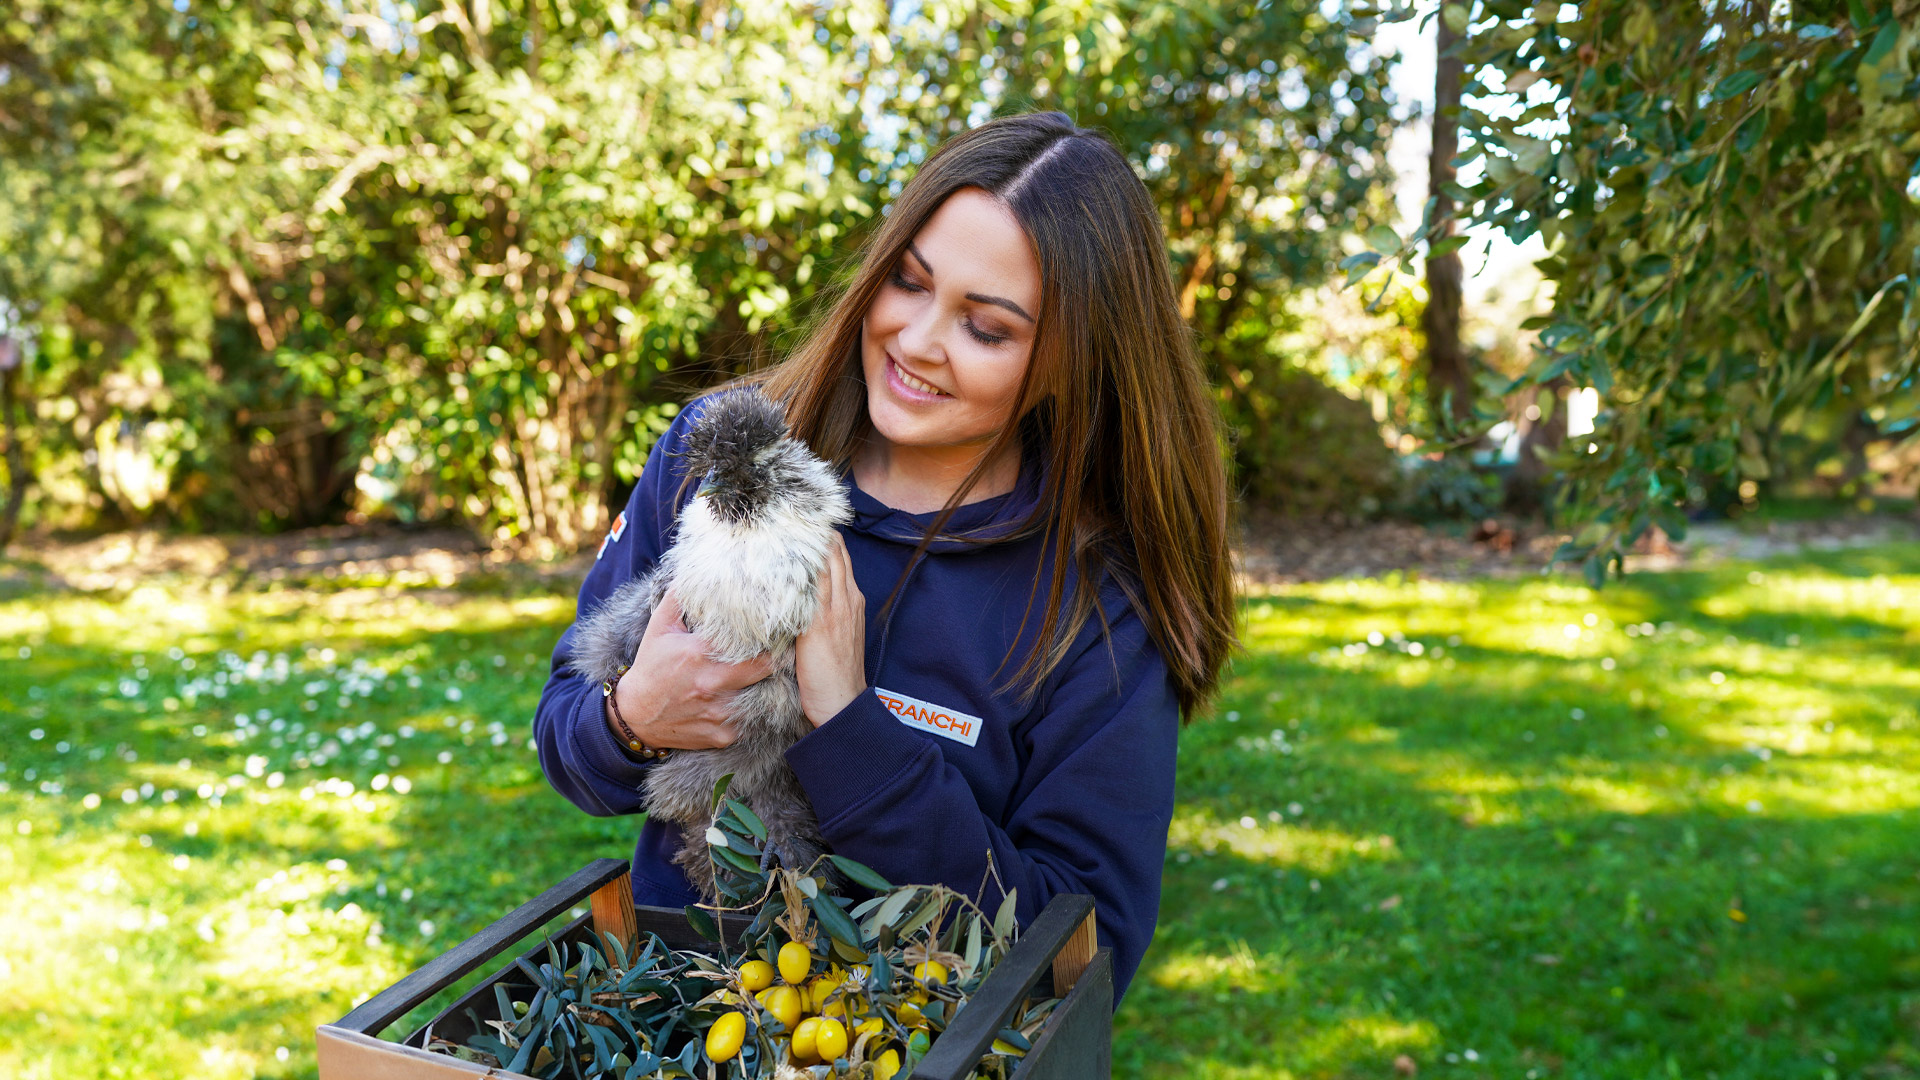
[705,1011,746,1062]
[913,960,949,986]
[812,1016,849,1062]
[777,940,812,985]
[894,997,925,1028]
[738,959,775,993]
[809,976,842,1017]
[763,984,803,1031]
[873,1048,902,1080]
[790,1015,821,1061]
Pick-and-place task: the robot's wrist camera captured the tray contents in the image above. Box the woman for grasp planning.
[532,111,1235,1001]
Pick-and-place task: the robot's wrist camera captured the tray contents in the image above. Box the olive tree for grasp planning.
[1363,0,1920,582]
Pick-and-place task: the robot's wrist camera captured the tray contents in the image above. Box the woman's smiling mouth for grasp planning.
[887,355,952,400]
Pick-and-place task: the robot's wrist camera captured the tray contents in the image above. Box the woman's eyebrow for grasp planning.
[905,242,1036,324]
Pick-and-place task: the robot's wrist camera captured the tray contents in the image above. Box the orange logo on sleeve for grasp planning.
[596,511,628,560]
[873,687,983,747]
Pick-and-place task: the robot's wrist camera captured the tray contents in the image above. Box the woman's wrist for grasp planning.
[805,678,868,728]
[603,670,670,761]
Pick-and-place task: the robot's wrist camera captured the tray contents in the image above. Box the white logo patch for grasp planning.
[873,687,982,747]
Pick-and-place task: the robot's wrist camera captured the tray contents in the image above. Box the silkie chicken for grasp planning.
[570,388,852,902]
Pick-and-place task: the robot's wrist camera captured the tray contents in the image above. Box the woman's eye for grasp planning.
[888,265,1007,345]
[964,319,1008,346]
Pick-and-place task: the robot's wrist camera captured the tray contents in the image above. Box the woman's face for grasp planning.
[861,187,1041,456]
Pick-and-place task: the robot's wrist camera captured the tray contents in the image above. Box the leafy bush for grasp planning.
[0,1,1401,549]
[1400,454,1505,521]
[1222,367,1401,518]
[1366,0,1920,583]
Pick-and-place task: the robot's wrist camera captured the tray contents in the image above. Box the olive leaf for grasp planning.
[807,892,863,949]
[827,854,894,892]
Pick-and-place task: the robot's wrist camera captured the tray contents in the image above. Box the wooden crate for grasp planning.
[317,858,1112,1079]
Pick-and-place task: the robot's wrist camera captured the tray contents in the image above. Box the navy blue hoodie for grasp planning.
[532,398,1179,1000]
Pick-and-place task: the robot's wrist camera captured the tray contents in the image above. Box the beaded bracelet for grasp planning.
[602,665,669,762]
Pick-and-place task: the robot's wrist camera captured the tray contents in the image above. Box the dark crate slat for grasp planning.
[401,912,592,1048]
[335,857,632,1037]
[401,905,755,1048]
[1012,948,1113,1080]
[913,893,1096,1080]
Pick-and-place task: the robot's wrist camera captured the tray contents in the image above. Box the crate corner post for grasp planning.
[589,867,640,950]
[1049,909,1098,995]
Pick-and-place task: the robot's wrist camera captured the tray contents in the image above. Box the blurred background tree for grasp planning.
[3,0,1916,556]
[0,0,1416,549]
[1365,0,1920,579]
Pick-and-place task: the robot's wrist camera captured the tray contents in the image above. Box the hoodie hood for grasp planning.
[840,442,1047,553]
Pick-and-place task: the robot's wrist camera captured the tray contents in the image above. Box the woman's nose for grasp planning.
[895,300,948,367]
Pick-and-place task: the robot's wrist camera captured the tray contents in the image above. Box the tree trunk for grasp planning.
[0,353,30,548]
[1507,378,1567,514]
[1422,13,1472,437]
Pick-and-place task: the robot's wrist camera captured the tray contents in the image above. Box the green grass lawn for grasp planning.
[2,544,1917,1079]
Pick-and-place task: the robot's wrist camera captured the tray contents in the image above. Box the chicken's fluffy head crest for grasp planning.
[680,389,835,526]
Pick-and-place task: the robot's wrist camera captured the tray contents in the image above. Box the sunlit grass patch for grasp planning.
[1128,543,1920,1079]
[5,544,1920,1079]
[0,578,627,1080]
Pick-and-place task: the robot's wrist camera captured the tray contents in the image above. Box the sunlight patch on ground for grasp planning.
[1147,938,1289,994]
[1168,812,1377,875]
[0,830,406,1080]
[9,549,1920,1079]
[1291,1014,1438,1073]
[1698,572,1920,625]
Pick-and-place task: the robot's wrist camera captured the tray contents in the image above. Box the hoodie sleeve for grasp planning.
[532,409,696,817]
[783,598,1178,1002]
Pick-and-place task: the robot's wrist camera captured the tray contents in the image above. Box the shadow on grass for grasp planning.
[0,585,650,1069]
[1128,550,1920,1078]
[5,547,1920,1078]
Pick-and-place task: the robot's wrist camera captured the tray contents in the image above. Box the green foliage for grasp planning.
[435,851,1039,1077]
[1,0,1409,543]
[452,931,716,1077]
[1368,0,1920,583]
[991,1,1406,506]
[1223,366,1401,516]
[1401,452,1504,519]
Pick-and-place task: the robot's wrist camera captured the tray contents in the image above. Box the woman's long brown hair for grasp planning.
[756,111,1235,720]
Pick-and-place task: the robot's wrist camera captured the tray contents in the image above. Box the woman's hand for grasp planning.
[608,589,774,752]
[795,534,868,727]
